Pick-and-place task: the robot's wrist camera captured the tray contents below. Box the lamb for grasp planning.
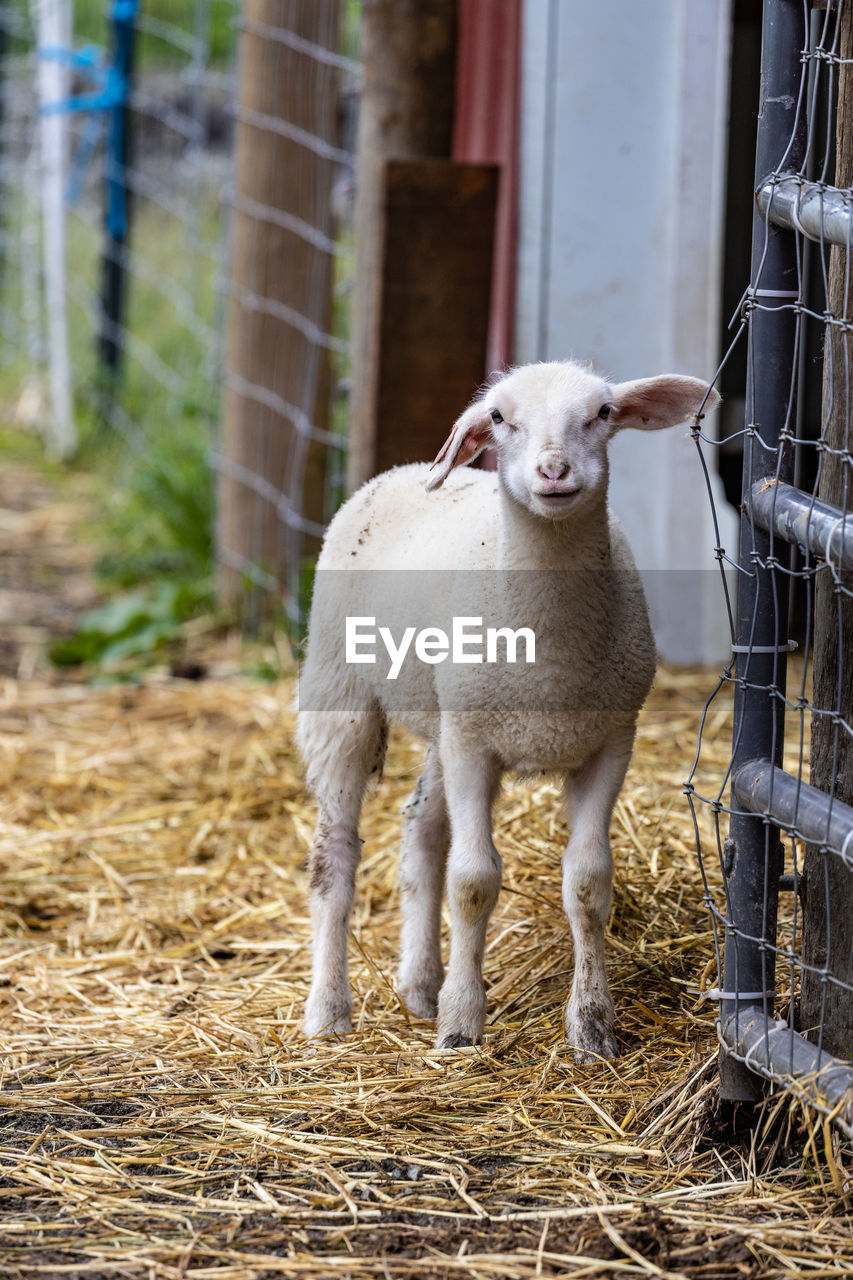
[297,359,718,1058]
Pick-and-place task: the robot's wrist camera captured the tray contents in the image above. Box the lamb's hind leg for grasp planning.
[398,749,449,1019]
[562,732,633,1061]
[301,708,387,1038]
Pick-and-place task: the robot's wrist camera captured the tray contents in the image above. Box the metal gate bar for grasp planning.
[757,175,853,248]
[721,1010,853,1138]
[721,0,807,1103]
[749,480,853,571]
[733,762,853,866]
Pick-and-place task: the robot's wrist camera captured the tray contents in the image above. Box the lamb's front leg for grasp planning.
[435,743,501,1048]
[562,733,633,1061]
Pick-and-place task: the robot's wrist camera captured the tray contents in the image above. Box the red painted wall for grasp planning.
[452,0,522,374]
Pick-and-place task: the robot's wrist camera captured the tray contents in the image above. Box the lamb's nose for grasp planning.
[537,461,570,482]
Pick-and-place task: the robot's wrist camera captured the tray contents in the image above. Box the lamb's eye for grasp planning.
[490,409,504,424]
[598,404,612,420]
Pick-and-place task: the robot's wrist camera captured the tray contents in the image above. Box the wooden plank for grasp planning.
[372,158,498,476]
[345,0,458,495]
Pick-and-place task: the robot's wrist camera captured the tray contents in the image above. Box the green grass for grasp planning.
[9,0,237,68]
[74,195,221,581]
[0,173,224,669]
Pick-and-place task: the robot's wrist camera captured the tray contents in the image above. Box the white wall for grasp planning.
[516,0,738,664]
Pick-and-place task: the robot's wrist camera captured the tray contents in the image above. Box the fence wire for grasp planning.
[0,1,359,630]
[688,0,853,1129]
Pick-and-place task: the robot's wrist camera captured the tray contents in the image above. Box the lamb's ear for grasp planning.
[609,375,720,432]
[425,400,493,492]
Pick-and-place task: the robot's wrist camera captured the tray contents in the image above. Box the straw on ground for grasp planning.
[0,654,851,1277]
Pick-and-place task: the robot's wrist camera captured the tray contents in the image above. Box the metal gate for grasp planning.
[689,0,853,1133]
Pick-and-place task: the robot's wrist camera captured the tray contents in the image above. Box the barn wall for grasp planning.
[516,0,738,663]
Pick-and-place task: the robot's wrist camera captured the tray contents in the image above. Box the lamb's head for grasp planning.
[425,360,720,520]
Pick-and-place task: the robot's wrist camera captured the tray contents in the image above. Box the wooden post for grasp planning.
[218,0,340,620]
[803,2,853,1057]
[345,0,458,493]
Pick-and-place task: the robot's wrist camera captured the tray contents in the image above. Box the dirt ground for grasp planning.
[1,459,852,1279]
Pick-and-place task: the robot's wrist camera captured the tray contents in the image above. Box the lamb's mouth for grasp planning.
[533,488,582,507]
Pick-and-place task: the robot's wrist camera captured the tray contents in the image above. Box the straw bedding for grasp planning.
[1,475,852,1278]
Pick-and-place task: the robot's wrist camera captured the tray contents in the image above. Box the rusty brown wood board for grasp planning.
[371,158,498,477]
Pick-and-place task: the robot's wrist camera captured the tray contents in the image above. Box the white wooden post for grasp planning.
[35,0,75,457]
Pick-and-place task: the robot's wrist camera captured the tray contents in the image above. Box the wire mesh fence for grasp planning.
[688,0,853,1132]
[0,0,359,629]
[1,1,237,453]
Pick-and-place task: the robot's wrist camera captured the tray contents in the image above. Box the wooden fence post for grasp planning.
[218,0,340,622]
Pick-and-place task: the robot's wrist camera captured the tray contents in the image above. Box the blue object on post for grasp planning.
[104,0,138,242]
[37,1,138,373]
[38,30,134,238]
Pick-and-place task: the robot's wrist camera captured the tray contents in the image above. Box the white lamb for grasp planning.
[298,360,718,1057]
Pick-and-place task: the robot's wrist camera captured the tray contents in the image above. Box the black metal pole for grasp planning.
[721,0,808,1102]
[98,0,136,376]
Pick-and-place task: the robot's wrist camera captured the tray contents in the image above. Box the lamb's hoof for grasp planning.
[571,1041,619,1065]
[398,967,443,1021]
[565,1003,619,1062]
[303,994,352,1040]
[436,981,486,1051]
[436,1031,481,1049]
[400,986,439,1021]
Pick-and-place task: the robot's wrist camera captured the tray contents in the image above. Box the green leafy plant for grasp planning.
[50,579,211,669]
[98,431,214,586]
[50,427,216,671]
